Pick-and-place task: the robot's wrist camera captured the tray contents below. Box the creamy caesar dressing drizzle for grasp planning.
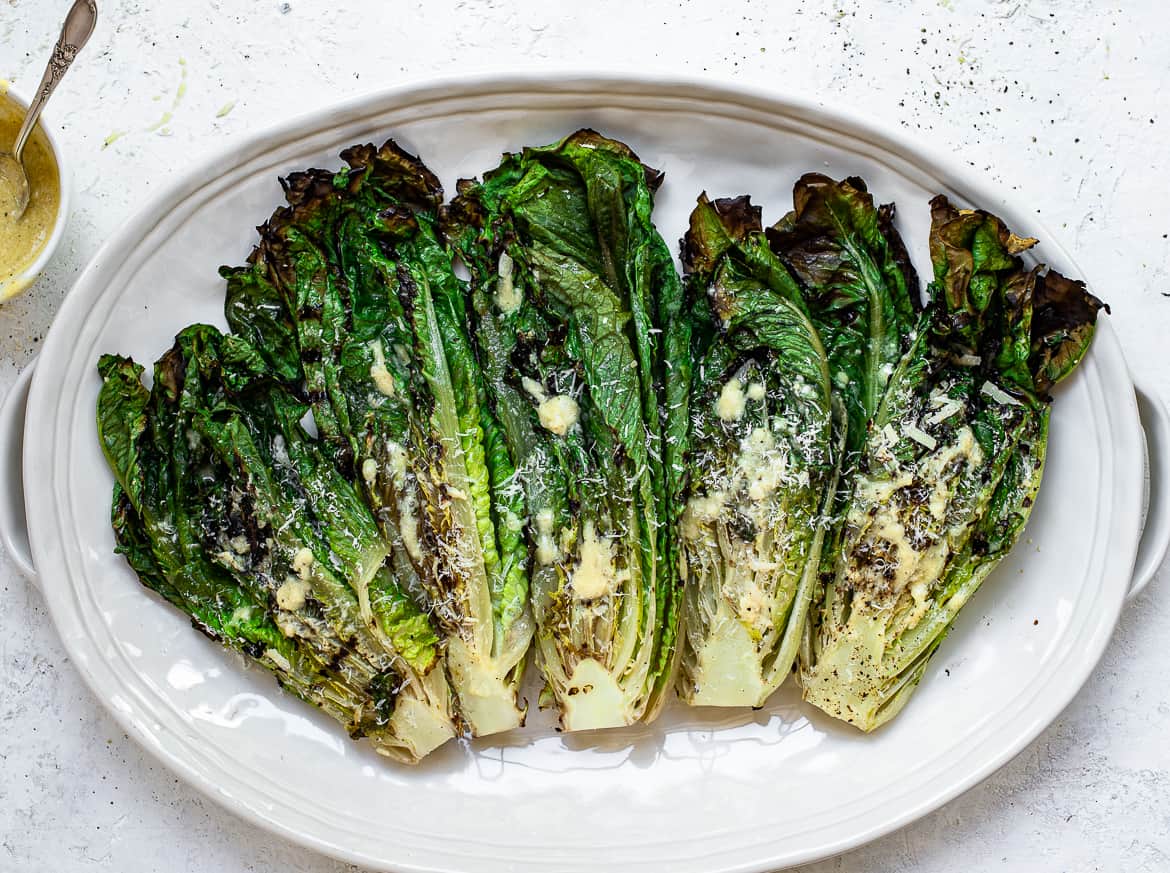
[568,519,627,600]
[368,341,397,396]
[275,576,310,611]
[380,440,422,562]
[537,394,579,435]
[716,377,747,421]
[384,440,409,480]
[0,95,60,299]
[398,496,423,562]
[215,549,245,572]
[679,490,726,541]
[681,395,818,704]
[291,547,315,580]
[739,427,786,501]
[680,399,815,645]
[521,375,579,435]
[682,415,802,543]
[844,423,984,626]
[534,507,560,565]
[494,251,522,313]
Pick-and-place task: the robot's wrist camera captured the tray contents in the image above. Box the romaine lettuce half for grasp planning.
[674,194,840,707]
[98,327,455,762]
[792,193,1106,730]
[221,140,534,737]
[443,130,688,730]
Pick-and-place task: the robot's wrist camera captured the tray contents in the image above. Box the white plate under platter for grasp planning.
[3,75,1165,872]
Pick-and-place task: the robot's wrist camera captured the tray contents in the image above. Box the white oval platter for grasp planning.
[14,75,1151,872]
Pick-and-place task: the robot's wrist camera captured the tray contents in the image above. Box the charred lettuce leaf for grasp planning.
[796,195,1105,730]
[227,141,533,737]
[98,326,455,762]
[443,129,687,730]
[675,194,839,706]
[766,174,921,455]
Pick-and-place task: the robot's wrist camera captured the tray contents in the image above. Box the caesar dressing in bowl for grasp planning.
[0,82,69,302]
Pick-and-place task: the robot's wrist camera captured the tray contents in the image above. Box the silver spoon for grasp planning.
[0,1,98,221]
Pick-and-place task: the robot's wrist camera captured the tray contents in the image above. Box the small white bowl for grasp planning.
[0,83,72,302]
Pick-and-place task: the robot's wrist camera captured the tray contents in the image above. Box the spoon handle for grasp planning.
[12,0,98,162]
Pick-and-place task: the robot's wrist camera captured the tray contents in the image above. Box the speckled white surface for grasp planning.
[1,1,1167,871]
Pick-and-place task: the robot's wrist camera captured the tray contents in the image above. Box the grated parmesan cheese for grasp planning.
[925,401,963,426]
[904,424,938,451]
[980,381,1022,406]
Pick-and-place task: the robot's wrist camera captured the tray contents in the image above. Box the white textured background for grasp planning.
[2,1,1168,871]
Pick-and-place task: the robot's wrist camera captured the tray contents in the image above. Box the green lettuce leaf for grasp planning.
[766,174,921,454]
